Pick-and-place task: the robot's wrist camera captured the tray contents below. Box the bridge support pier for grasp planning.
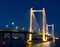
[28,34,32,41]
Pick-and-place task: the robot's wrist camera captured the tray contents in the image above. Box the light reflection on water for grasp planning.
[27,41,55,47]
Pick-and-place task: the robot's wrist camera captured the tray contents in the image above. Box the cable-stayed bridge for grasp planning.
[0,8,55,42]
[28,8,55,41]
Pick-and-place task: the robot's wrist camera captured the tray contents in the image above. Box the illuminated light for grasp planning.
[27,42,32,47]
[22,27,25,30]
[41,42,50,47]
[28,34,32,41]
[55,37,59,39]
[27,42,32,44]
[46,33,51,36]
[46,42,50,44]
[2,41,6,44]
[12,22,14,25]
[15,26,18,29]
[6,25,8,27]
[42,32,47,41]
[13,37,18,39]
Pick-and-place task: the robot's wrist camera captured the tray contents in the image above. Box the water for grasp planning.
[26,41,55,47]
[26,40,60,47]
[0,39,60,47]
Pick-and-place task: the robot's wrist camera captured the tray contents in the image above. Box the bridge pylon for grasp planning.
[28,8,47,41]
[46,24,55,41]
[52,24,54,41]
[28,8,33,41]
[42,8,47,41]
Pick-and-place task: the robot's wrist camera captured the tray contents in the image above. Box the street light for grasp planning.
[22,27,25,30]
[15,26,18,30]
[6,25,8,28]
[5,24,9,30]
[11,22,15,29]
[12,22,14,25]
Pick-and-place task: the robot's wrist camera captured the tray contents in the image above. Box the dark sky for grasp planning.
[0,0,60,36]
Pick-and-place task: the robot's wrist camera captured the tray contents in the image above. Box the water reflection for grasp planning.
[27,41,55,47]
[40,42,50,47]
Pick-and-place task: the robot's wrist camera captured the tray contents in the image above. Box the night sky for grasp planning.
[0,0,60,37]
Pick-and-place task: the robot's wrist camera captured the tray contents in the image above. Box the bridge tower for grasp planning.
[42,8,47,41]
[46,24,54,41]
[52,24,54,40]
[46,24,49,41]
[28,8,47,41]
[28,8,33,41]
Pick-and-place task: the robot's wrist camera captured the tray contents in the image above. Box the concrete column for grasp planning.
[42,8,46,41]
[28,8,33,41]
[52,24,54,40]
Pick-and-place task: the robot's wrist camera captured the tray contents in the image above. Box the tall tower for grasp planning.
[28,8,33,41]
[42,8,47,41]
[52,24,54,40]
[46,24,54,41]
[28,8,47,41]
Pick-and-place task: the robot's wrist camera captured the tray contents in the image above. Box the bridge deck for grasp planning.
[0,30,34,34]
